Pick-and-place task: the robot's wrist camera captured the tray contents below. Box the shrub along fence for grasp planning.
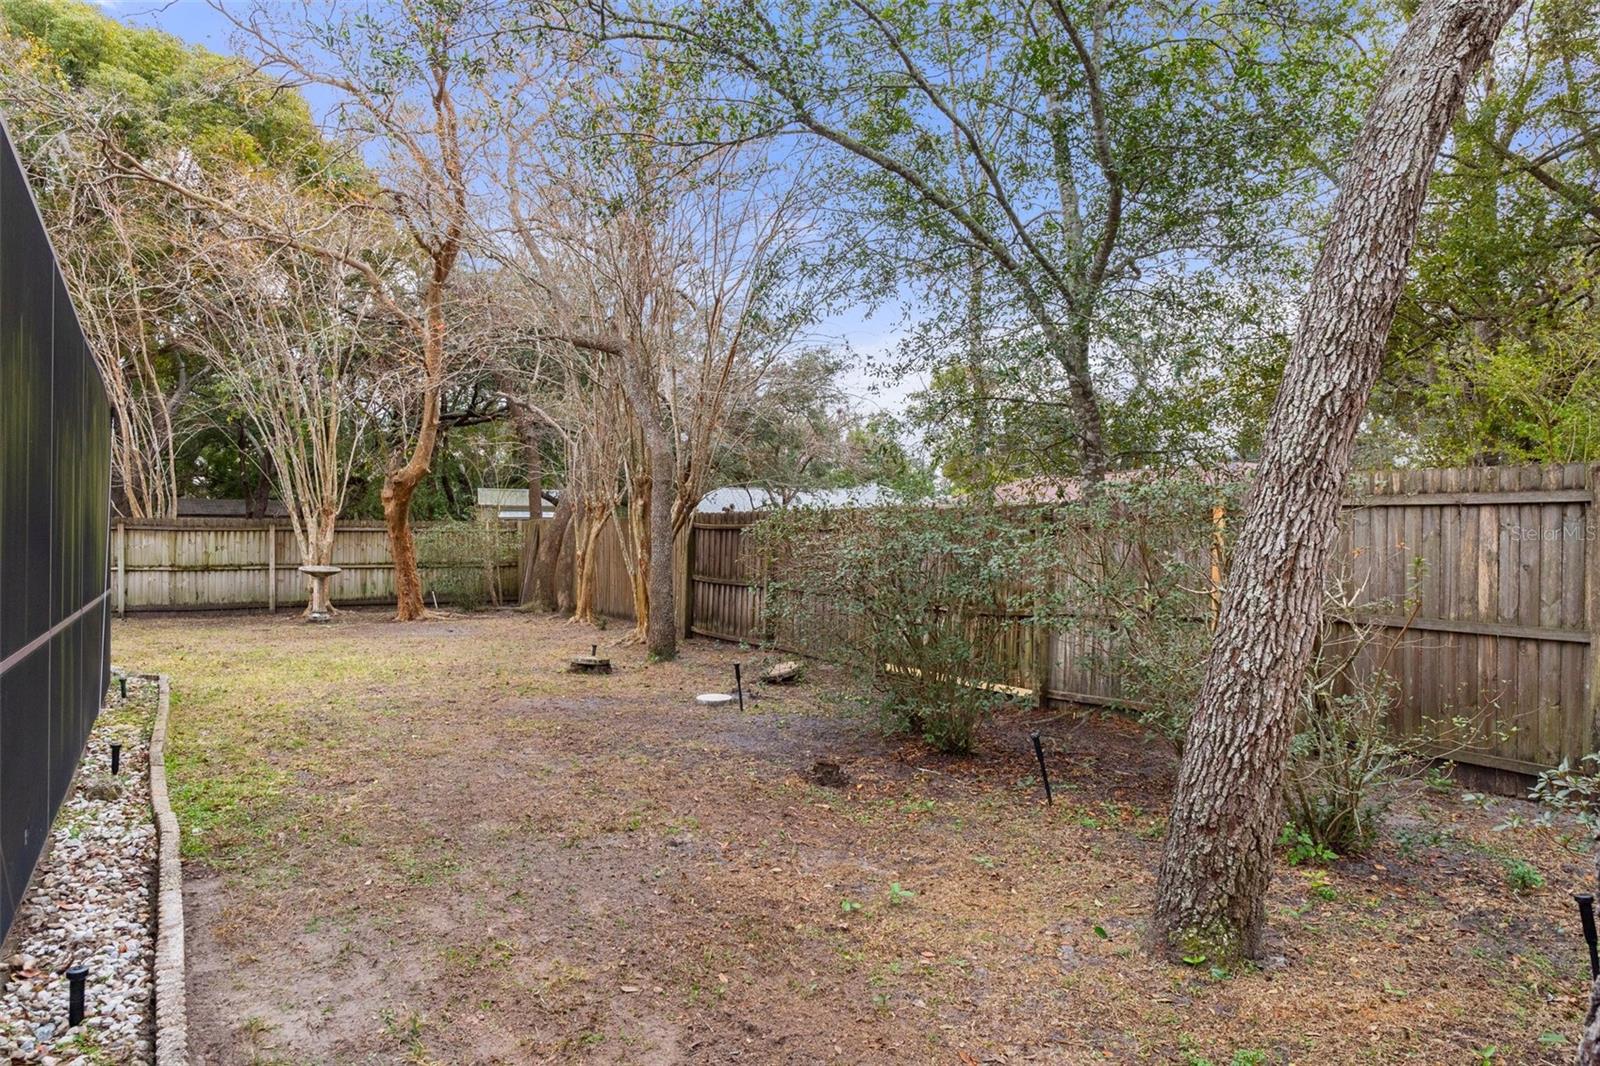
[527,463,1600,781]
[111,518,520,613]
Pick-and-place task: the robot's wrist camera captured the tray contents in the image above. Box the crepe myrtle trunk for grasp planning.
[383,476,426,620]
[1152,0,1524,964]
[533,490,574,612]
[614,355,678,661]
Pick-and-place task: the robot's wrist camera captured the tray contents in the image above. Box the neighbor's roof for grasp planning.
[176,497,289,518]
[993,463,1256,504]
[476,487,529,508]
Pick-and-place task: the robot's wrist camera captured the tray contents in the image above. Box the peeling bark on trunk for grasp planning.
[572,508,607,625]
[627,491,651,645]
[384,284,448,621]
[1152,0,1523,963]
[615,355,677,661]
[383,476,426,620]
[532,491,574,612]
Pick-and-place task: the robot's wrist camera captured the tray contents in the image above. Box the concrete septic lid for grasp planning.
[696,693,735,705]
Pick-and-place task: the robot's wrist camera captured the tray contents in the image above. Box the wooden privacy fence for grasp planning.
[113,518,520,613]
[532,464,1600,778]
[1330,464,1598,777]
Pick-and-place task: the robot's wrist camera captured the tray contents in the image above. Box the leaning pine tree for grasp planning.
[1152,0,1525,963]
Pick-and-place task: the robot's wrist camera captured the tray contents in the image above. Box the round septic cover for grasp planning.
[696,693,735,705]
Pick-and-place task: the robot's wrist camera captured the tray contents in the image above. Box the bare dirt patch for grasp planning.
[114,609,1589,1064]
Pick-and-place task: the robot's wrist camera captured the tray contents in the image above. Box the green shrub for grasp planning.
[752,475,1249,754]
[1282,648,1401,856]
[752,502,1036,754]
[1279,573,1492,857]
[1504,858,1544,892]
[1278,825,1339,866]
[1032,474,1244,752]
[1530,754,1600,830]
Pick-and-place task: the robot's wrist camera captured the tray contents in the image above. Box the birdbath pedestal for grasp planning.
[298,565,342,622]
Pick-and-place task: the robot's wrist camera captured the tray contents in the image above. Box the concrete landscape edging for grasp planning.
[148,675,188,1065]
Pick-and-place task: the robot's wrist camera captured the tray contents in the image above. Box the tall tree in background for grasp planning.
[492,52,818,657]
[0,0,335,517]
[1367,0,1599,464]
[177,196,390,617]
[1153,0,1525,963]
[615,0,1379,483]
[218,0,516,619]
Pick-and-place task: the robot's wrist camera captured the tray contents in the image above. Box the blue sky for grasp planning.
[93,0,924,423]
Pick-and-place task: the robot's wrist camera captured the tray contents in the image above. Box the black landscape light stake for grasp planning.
[734,663,744,713]
[66,965,87,1026]
[1030,730,1053,805]
[1577,893,1599,979]
[110,742,122,776]
[118,676,126,700]
[591,644,598,658]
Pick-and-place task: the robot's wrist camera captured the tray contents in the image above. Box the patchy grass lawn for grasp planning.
[115,609,1587,1064]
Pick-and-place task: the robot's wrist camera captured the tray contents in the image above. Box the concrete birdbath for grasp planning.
[298,564,342,622]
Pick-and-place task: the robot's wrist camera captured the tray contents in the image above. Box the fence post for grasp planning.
[267,524,277,613]
[676,522,695,639]
[116,520,126,617]
[1587,464,1600,758]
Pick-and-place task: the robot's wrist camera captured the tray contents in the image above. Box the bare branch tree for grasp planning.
[174,184,394,617]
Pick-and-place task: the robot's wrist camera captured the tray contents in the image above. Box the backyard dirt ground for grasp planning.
[113,609,1590,1065]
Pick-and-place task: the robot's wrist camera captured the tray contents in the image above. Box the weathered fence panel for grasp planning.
[1332,464,1596,775]
[690,513,763,643]
[546,463,1600,778]
[112,519,519,613]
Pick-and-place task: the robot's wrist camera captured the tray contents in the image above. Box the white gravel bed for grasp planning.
[0,673,158,1065]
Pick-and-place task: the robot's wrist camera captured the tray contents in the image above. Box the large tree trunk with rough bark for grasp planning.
[1152,0,1523,964]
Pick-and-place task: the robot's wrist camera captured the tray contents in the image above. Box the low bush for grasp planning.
[1282,635,1405,856]
[1281,581,1499,856]
[752,502,1036,754]
[1530,753,1600,830]
[1032,474,1243,752]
